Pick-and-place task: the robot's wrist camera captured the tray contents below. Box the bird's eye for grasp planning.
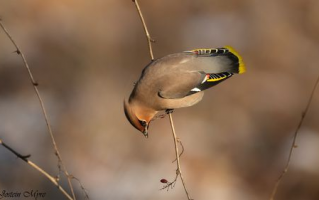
[139,120,147,127]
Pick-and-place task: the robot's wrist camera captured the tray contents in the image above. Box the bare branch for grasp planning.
[168,113,193,200]
[0,19,81,200]
[0,138,73,200]
[131,2,192,199]
[132,0,155,60]
[270,74,319,200]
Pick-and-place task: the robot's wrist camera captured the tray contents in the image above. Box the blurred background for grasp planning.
[1,0,319,199]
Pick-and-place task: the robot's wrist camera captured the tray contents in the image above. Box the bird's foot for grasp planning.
[165,109,174,114]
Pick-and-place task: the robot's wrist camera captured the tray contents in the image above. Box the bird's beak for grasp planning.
[142,125,148,138]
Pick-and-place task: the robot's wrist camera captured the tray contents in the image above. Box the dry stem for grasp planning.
[172,139,185,163]
[168,113,193,200]
[0,19,82,200]
[132,1,192,199]
[0,139,73,200]
[132,0,155,61]
[270,74,319,200]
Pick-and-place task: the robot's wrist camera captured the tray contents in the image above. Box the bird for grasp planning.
[124,46,245,138]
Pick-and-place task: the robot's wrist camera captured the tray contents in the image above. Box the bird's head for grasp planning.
[124,99,154,138]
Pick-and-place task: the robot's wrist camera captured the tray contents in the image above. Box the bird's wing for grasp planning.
[158,71,205,99]
[186,72,233,96]
[158,71,234,99]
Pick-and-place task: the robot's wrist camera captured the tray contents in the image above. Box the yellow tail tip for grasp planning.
[224,45,246,74]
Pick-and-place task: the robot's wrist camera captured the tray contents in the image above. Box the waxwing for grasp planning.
[124,46,245,137]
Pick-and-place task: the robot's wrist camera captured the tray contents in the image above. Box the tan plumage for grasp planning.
[124,46,245,137]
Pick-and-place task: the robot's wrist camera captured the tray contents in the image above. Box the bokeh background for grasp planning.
[1,0,319,200]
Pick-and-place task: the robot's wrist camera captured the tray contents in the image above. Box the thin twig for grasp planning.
[132,0,155,60]
[172,140,185,163]
[0,20,77,199]
[160,175,177,191]
[270,74,319,200]
[0,139,73,200]
[72,177,90,200]
[168,113,192,200]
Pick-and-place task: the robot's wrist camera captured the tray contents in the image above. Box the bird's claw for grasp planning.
[165,109,174,114]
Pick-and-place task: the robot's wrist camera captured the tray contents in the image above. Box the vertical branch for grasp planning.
[132,0,155,61]
[0,139,73,200]
[0,20,76,199]
[270,74,319,200]
[132,1,192,199]
[168,113,193,200]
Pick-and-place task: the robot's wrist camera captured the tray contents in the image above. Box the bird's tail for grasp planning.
[184,46,246,74]
[224,46,246,74]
